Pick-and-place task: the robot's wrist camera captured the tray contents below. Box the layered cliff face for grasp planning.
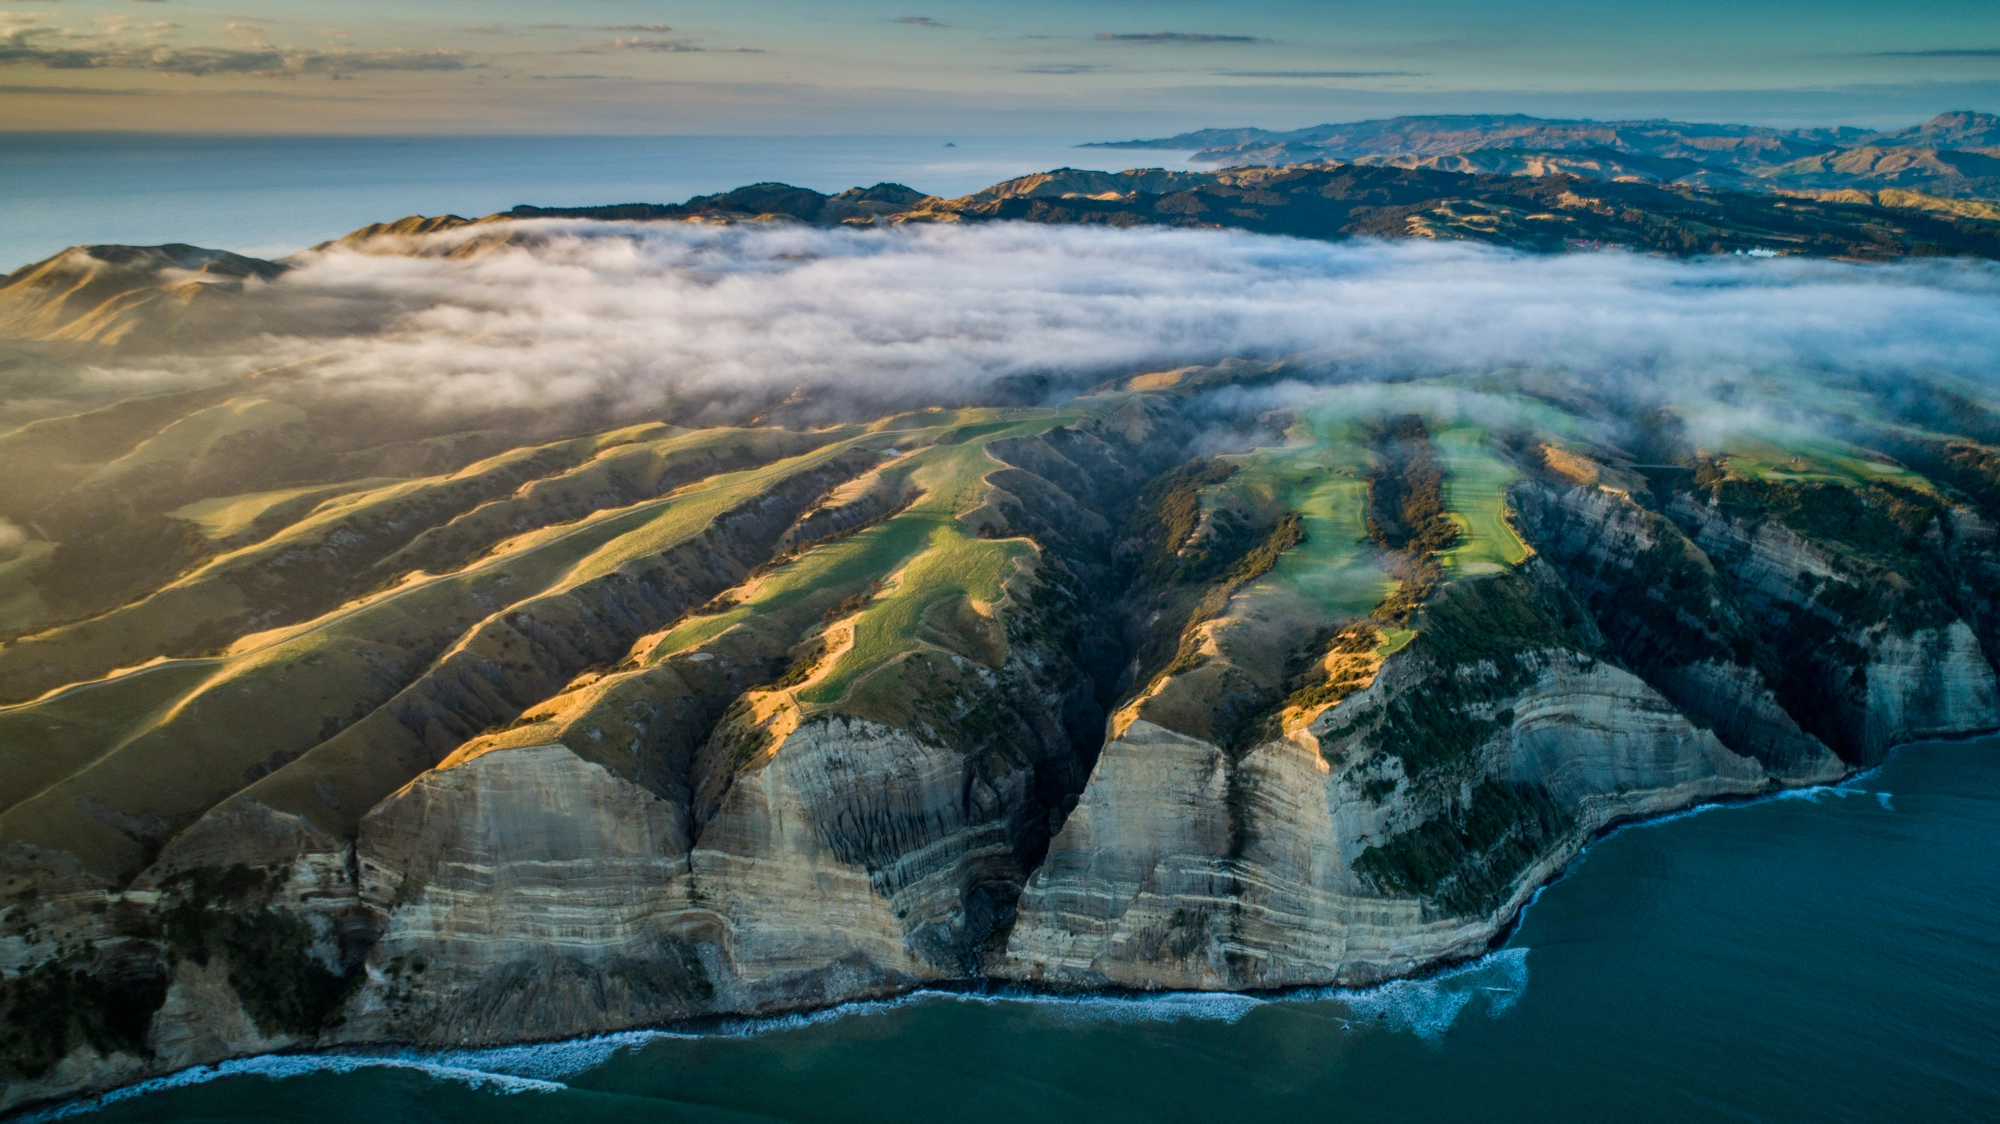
[1006,557,1769,990]
[9,337,2000,1112]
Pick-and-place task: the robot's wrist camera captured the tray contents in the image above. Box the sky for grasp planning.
[0,1,1997,135]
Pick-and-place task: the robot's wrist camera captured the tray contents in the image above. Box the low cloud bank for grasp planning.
[251,220,2000,423]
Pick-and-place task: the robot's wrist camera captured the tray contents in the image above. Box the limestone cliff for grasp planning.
[1006,567,1771,989]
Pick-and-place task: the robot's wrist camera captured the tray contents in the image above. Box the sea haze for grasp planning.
[0,134,1175,271]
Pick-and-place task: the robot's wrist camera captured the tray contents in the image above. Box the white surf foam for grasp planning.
[941,987,1267,1027]
[25,955,1529,1120]
[1301,947,1532,1040]
[388,986,1270,1088]
[18,1052,566,1122]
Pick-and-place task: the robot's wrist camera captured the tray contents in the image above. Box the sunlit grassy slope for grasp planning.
[0,426,883,874]
[655,408,1063,711]
[168,480,398,544]
[1433,425,1533,576]
[1711,431,1940,493]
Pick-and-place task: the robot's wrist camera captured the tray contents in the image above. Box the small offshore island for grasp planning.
[6,114,2000,1116]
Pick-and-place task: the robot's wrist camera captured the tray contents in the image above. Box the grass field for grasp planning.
[1432,425,1532,576]
[1221,407,1397,621]
[82,396,307,487]
[1709,430,1940,494]
[169,480,400,543]
[642,408,1065,711]
[0,539,53,634]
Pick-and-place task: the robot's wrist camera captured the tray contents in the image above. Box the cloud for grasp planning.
[465,23,577,34]
[596,24,671,32]
[1096,32,1263,43]
[1864,48,2000,57]
[0,15,474,74]
[0,518,26,556]
[1016,63,1101,74]
[15,46,475,75]
[585,37,702,53]
[1215,70,1420,78]
[207,223,2000,430]
[0,81,144,93]
[896,17,945,27]
[92,14,177,37]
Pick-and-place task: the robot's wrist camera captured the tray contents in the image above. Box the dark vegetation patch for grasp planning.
[1511,483,1772,680]
[1696,461,1947,559]
[1364,415,1459,622]
[606,940,714,1004]
[1325,567,1592,790]
[1868,431,2000,531]
[1159,512,1305,681]
[1408,563,1595,668]
[1592,539,1752,669]
[1623,404,1698,507]
[0,954,169,1079]
[1366,415,1460,555]
[1134,460,1260,583]
[1353,779,1574,918]
[160,864,360,1037]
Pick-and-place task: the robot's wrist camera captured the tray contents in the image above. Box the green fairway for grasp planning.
[1432,425,1531,575]
[1220,407,1397,621]
[1710,428,1940,494]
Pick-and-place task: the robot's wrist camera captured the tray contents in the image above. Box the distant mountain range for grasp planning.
[1087,111,2000,203]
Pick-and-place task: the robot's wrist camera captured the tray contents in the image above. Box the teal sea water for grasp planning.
[0,134,1155,272]
[29,738,2000,1123]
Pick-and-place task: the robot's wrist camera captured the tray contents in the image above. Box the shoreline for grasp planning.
[10,734,1957,1123]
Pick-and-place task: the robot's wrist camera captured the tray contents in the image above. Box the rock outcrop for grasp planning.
[1007,567,1771,989]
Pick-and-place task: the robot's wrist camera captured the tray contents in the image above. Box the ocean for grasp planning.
[30,737,2000,1122]
[0,133,1179,272]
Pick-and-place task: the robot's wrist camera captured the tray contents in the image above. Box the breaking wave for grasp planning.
[22,948,1528,1119]
[1315,948,1532,1040]
[18,1053,565,1122]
